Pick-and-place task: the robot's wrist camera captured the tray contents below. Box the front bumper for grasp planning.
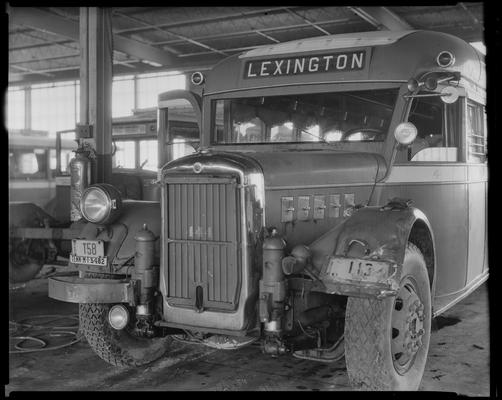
[48,276,136,305]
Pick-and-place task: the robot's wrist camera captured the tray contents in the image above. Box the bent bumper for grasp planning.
[48,276,136,305]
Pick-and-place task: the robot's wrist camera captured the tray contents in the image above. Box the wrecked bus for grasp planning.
[49,30,487,390]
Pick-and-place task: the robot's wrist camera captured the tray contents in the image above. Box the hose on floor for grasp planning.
[9,314,81,354]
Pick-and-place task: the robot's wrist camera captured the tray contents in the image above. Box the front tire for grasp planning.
[79,303,172,367]
[79,273,172,367]
[344,242,432,391]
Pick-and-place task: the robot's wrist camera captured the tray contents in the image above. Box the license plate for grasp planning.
[326,257,390,283]
[70,240,107,266]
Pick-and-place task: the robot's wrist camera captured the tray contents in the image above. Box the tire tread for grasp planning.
[79,272,169,367]
[344,242,425,390]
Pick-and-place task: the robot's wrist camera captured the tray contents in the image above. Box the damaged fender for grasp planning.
[308,202,435,298]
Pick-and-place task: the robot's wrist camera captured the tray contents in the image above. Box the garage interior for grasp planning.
[7,5,489,394]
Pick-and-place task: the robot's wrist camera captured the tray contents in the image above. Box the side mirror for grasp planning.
[394,122,418,145]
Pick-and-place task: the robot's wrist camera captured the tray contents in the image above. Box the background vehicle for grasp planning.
[110,105,199,201]
[9,130,78,282]
[9,110,198,283]
[9,129,77,211]
[48,30,487,391]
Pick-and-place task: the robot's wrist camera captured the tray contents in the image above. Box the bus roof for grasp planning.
[205,30,484,95]
[239,30,416,58]
[8,132,77,149]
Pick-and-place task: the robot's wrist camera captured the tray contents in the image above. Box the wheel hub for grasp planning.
[391,280,425,374]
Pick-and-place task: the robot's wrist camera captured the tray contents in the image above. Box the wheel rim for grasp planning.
[391,277,426,375]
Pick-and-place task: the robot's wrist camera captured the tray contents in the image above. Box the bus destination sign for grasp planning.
[244,50,366,79]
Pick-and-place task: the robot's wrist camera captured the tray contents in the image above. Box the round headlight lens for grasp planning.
[82,188,109,222]
[394,122,418,145]
[81,184,122,224]
[108,304,129,330]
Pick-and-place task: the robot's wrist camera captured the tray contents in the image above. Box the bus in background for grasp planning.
[8,129,77,210]
[9,105,200,283]
[110,103,199,201]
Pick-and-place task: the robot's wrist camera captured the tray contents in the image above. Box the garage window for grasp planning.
[7,88,25,130]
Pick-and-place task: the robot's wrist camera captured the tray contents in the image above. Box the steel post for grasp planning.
[79,7,113,184]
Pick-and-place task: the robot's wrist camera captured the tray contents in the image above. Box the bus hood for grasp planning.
[164,149,387,188]
[247,150,387,189]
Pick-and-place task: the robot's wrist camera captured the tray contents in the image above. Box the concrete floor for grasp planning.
[7,274,490,394]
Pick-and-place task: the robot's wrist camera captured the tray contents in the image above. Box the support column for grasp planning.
[24,86,31,130]
[79,7,113,184]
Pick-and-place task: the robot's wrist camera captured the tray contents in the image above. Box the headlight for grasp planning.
[80,184,122,224]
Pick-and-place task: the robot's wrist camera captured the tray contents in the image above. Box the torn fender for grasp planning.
[333,205,433,265]
[308,204,434,298]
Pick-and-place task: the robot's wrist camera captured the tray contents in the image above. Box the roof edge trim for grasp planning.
[238,30,418,59]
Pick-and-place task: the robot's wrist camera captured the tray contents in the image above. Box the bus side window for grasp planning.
[466,100,486,163]
[9,149,48,179]
[400,95,461,163]
[113,140,136,169]
[139,139,158,171]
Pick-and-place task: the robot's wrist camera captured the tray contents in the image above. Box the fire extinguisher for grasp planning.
[69,146,92,222]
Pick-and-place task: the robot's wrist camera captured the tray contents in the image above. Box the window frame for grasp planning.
[211,88,400,146]
[465,98,487,164]
[112,139,137,170]
[9,148,50,180]
[399,94,465,164]
[138,138,159,171]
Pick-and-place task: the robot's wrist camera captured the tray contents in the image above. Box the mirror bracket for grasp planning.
[403,85,460,104]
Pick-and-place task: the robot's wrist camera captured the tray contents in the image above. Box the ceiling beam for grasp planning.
[347,7,413,30]
[10,59,139,76]
[9,7,180,67]
[151,17,352,47]
[13,29,79,53]
[9,15,354,56]
[10,64,55,78]
[283,8,331,35]
[10,52,80,64]
[115,11,227,56]
[9,53,224,85]
[9,7,79,39]
[10,38,74,51]
[112,7,300,35]
[254,30,280,43]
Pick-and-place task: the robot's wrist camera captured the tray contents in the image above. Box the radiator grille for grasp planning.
[165,179,241,309]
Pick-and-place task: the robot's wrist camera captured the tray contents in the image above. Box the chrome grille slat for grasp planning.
[165,178,240,309]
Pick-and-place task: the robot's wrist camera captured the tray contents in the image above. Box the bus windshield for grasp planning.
[212,89,398,145]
